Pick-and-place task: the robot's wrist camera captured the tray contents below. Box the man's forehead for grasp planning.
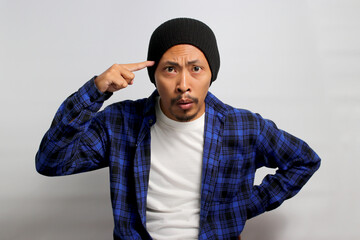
[158,44,208,63]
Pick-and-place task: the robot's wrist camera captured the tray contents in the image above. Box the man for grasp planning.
[36,18,321,239]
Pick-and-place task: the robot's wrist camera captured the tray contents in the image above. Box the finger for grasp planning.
[121,69,135,82]
[124,60,155,72]
[108,76,128,92]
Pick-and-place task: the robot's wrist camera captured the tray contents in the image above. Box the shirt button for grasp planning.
[149,119,153,124]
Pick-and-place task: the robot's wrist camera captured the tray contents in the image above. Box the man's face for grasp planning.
[154,44,212,122]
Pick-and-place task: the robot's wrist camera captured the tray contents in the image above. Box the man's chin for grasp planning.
[172,110,199,122]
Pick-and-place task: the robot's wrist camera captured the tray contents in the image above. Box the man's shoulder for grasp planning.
[206,92,260,122]
[224,106,262,130]
[103,98,145,113]
[102,91,158,117]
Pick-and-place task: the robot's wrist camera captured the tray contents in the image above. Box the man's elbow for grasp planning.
[311,152,321,173]
[35,152,57,177]
[35,162,56,177]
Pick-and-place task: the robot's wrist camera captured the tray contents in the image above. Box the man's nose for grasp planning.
[176,70,191,93]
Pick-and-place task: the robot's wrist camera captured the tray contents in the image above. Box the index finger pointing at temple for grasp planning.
[125,61,155,72]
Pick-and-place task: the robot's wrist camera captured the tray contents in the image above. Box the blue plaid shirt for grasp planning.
[36,78,320,239]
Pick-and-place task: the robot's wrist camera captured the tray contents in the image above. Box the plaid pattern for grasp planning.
[36,78,321,239]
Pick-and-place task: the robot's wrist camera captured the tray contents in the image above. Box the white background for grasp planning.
[1,0,359,239]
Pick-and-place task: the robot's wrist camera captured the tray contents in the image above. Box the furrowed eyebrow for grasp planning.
[187,60,200,65]
[164,61,180,66]
[163,60,200,66]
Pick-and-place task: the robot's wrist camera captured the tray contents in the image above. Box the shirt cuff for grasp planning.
[78,76,113,105]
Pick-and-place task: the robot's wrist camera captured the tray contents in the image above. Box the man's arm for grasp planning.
[247,114,321,219]
[35,61,154,176]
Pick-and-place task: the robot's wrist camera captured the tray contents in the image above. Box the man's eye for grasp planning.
[193,66,201,72]
[165,67,175,72]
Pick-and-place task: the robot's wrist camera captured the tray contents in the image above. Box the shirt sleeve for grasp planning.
[246,114,321,219]
[35,77,113,176]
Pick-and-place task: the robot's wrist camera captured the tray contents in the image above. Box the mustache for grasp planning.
[170,94,199,105]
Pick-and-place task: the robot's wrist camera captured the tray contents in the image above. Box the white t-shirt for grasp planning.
[146,97,204,240]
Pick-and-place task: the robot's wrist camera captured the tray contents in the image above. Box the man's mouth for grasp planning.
[176,99,194,110]
[171,94,199,111]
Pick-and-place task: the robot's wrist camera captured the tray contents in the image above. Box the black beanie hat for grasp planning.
[147,17,220,84]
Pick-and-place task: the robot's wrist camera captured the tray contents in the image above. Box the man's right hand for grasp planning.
[94,61,155,93]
